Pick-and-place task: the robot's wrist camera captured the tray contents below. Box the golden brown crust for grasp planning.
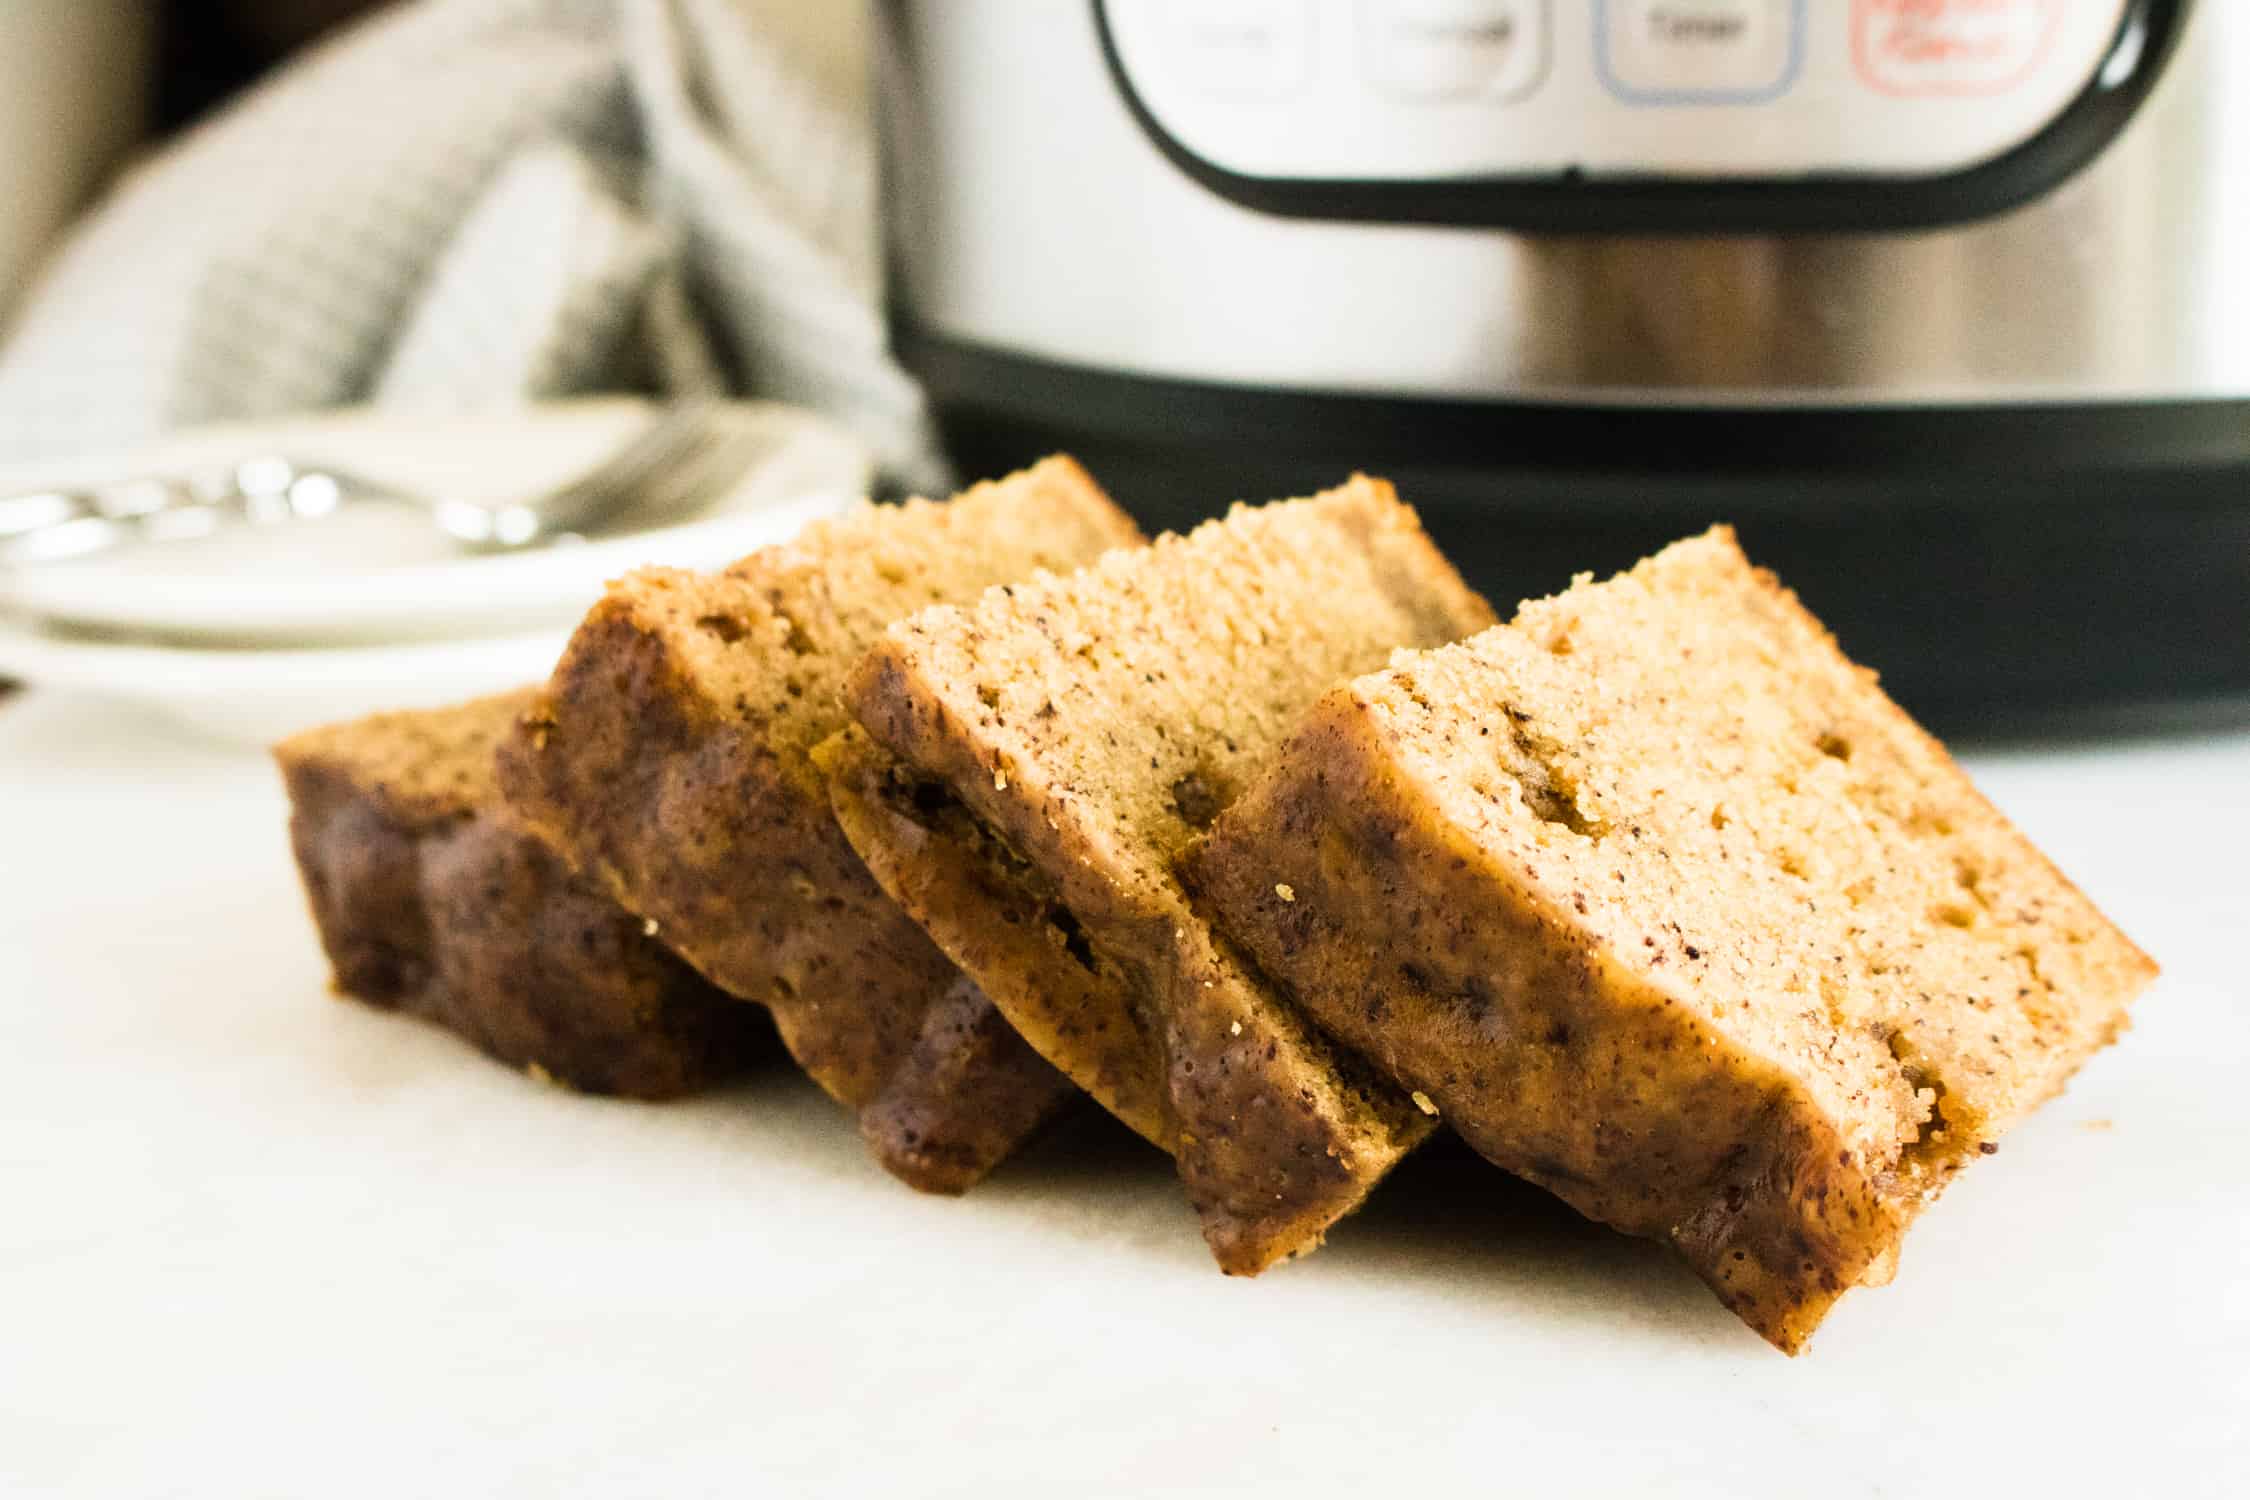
[495,459,1139,1190]
[816,725,1174,1147]
[839,479,1493,1271]
[276,694,768,1099]
[1188,527,2156,1349]
[855,968,1076,1194]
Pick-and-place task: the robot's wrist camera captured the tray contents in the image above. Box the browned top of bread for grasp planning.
[570,455,1143,807]
[844,476,1496,1270]
[276,688,535,827]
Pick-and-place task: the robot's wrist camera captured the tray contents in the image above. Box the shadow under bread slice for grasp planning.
[276,689,770,1097]
[496,457,1144,1193]
[835,477,1497,1272]
[1184,527,2158,1352]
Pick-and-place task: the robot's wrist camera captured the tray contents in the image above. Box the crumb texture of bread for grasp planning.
[276,691,769,1098]
[840,477,1496,1271]
[1186,527,2156,1350]
[495,457,1139,1191]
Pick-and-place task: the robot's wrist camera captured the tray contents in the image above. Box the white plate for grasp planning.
[0,618,571,743]
[0,399,870,645]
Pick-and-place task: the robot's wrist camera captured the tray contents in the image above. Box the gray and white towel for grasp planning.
[0,0,946,493]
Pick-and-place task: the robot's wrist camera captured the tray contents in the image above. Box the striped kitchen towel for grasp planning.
[0,0,945,493]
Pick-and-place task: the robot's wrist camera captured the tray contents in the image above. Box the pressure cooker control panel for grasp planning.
[1095,0,2180,226]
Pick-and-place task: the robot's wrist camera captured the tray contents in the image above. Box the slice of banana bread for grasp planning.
[1185,527,2157,1351]
[496,457,1143,1192]
[835,477,1496,1272]
[277,690,768,1098]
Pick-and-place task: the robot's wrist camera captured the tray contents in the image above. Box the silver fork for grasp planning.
[0,401,768,567]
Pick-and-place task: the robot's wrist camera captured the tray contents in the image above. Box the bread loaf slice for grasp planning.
[496,458,1143,1192]
[830,477,1496,1271]
[1185,527,2157,1350]
[277,690,767,1097]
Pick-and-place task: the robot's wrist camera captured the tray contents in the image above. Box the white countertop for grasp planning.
[4,689,2245,1498]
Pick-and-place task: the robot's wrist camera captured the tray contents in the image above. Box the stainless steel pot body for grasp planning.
[881,0,2247,407]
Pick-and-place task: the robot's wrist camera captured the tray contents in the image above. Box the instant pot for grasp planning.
[876,0,2249,728]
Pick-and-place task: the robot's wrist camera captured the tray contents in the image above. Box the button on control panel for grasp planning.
[1598,0,1800,103]
[1851,0,2063,98]
[1159,0,1313,99]
[1104,0,2135,181]
[1361,0,1549,102]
